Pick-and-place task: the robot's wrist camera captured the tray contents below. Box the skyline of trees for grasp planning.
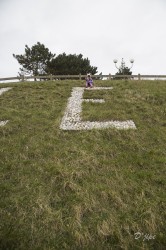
[13,42,98,76]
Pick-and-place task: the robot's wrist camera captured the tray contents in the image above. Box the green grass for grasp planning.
[0,80,166,250]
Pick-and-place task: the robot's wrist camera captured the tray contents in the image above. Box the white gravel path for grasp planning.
[60,87,136,130]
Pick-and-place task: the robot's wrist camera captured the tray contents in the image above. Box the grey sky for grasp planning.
[0,0,166,77]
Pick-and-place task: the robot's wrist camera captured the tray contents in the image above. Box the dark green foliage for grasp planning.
[116,66,132,76]
[13,43,98,77]
[114,58,133,79]
[114,67,132,80]
[13,42,55,76]
[46,53,98,75]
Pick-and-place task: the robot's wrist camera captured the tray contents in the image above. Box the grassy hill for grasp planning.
[0,80,166,249]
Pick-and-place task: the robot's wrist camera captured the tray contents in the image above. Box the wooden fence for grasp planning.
[0,74,166,82]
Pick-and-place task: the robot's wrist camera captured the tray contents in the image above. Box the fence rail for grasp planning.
[0,74,166,82]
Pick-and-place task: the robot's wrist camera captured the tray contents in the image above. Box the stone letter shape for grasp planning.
[60,87,136,130]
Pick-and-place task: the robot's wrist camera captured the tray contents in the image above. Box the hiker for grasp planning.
[85,73,93,88]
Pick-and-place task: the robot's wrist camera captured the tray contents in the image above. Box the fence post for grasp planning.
[50,74,53,81]
[138,73,141,80]
[79,73,81,80]
[21,75,24,82]
[108,73,111,80]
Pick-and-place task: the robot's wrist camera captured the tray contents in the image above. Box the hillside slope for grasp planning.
[0,80,166,249]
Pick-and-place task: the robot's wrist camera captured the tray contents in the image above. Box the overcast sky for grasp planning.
[0,0,166,77]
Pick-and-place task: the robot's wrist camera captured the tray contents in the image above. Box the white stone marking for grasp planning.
[60,87,136,130]
[0,87,12,95]
[0,87,12,126]
[0,120,9,126]
[83,99,105,103]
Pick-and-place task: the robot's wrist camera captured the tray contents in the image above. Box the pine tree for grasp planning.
[13,42,55,76]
